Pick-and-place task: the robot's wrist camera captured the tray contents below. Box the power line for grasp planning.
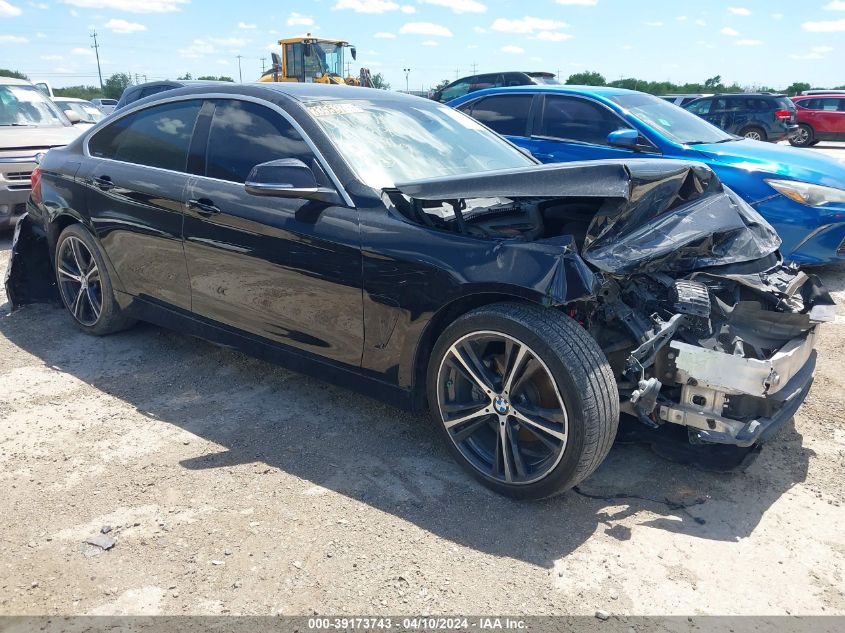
[90,29,103,90]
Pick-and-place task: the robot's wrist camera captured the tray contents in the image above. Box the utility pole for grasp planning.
[471,62,478,74]
[134,73,140,85]
[455,67,460,79]
[403,67,411,93]
[143,74,148,82]
[260,57,266,73]
[90,29,103,90]
[345,61,351,77]
[236,55,244,82]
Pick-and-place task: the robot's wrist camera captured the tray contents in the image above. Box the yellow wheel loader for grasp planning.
[258,34,373,87]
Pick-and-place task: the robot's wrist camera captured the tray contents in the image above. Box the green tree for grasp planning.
[177,72,193,80]
[0,68,29,80]
[785,82,811,96]
[434,78,450,91]
[197,75,235,82]
[566,71,606,86]
[704,75,723,89]
[102,73,132,100]
[54,85,103,100]
[370,72,390,90]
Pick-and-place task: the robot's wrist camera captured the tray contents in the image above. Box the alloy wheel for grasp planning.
[57,236,103,327]
[436,331,569,485]
[794,128,810,145]
[744,130,763,141]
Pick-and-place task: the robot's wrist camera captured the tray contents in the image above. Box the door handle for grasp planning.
[93,175,114,191]
[187,198,221,216]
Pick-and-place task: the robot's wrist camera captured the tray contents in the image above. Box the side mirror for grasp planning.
[244,159,341,204]
[350,47,357,61]
[607,128,644,151]
[271,52,282,68]
[64,110,82,124]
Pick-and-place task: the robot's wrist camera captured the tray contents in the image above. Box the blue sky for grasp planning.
[1,0,843,90]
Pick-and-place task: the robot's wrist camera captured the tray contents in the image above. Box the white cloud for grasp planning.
[29,1,49,8]
[333,0,399,13]
[418,0,486,13]
[736,38,761,46]
[401,4,415,12]
[0,1,22,16]
[803,18,845,31]
[491,16,568,34]
[41,54,63,60]
[216,59,229,65]
[374,31,396,38]
[696,19,707,26]
[71,46,94,55]
[536,31,572,41]
[286,12,313,26]
[399,21,453,36]
[238,21,256,29]
[825,1,845,9]
[501,44,524,54]
[105,18,146,33]
[644,21,664,27]
[556,0,596,4]
[421,39,438,46]
[728,7,750,15]
[0,34,27,42]
[771,13,784,19]
[790,45,835,60]
[179,38,214,58]
[473,25,486,33]
[720,26,740,36]
[676,15,688,21]
[62,0,189,12]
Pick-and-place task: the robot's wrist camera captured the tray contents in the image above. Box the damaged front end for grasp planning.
[393,159,836,448]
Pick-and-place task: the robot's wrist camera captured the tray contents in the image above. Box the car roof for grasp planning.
[172,81,426,104]
[449,85,642,101]
[793,93,845,98]
[0,76,34,86]
[53,97,89,102]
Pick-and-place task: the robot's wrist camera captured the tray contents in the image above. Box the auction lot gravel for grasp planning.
[2,149,844,617]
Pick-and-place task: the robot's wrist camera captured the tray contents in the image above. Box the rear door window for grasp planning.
[88,100,202,172]
[686,99,711,115]
[539,95,629,145]
[204,100,315,183]
[440,78,474,102]
[469,94,533,137]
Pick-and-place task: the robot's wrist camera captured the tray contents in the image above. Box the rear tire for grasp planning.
[741,126,767,142]
[789,124,815,148]
[54,224,135,336]
[426,302,619,500]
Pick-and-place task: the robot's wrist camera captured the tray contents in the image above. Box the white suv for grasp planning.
[1,76,86,230]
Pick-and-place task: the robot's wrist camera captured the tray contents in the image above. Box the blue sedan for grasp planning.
[448,86,845,265]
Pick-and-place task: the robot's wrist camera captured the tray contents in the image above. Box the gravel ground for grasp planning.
[1,150,844,616]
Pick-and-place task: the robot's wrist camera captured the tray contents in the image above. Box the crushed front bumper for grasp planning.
[659,327,822,447]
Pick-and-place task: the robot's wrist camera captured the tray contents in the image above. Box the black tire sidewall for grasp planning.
[427,308,594,500]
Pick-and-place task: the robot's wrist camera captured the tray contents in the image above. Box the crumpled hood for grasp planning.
[395,159,782,275]
[0,124,86,154]
[691,139,845,191]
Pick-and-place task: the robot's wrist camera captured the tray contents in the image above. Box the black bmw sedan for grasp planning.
[7,83,833,499]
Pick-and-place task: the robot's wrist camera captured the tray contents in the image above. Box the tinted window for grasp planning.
[89,100,201,171]
[686,99,711,115]
[440,78,474,102]
[470,95,532,137]
[540,96,628,144]
[806,98,841,111]
[205,100,314,184]
[139,85,173,99]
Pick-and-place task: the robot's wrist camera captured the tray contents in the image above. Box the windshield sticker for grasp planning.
[308,102,364,117]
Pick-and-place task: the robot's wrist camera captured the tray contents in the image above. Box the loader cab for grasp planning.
[268,36,356,83]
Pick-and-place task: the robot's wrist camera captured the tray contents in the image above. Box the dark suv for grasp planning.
[115,80,221,110]
[684,94,798,142]
[431,72,558,103]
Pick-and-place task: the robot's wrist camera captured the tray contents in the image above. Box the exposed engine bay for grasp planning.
[388,159,836,447]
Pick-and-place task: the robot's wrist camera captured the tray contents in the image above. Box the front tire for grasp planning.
[427,303,619,499]
[789,124,815,148]
[55,224,135,335]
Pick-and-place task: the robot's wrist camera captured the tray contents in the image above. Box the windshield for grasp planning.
[0,85,70,127]
[309,100,535,189]
[609,93,733,145]
[58,100,104,124]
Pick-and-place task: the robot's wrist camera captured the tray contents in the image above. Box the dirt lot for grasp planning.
[1,170,844,615]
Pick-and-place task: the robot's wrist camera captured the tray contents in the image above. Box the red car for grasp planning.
[790,94,845,147]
